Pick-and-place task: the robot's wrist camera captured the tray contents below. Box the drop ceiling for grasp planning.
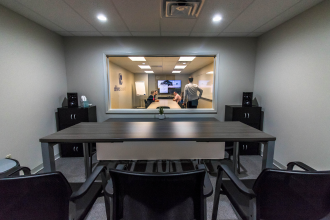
[0,0,323,37]
[108,57,214,74]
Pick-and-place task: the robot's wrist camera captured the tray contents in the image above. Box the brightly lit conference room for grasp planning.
[1,1,329,220]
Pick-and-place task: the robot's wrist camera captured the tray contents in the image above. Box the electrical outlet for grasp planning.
[5,154,11,159]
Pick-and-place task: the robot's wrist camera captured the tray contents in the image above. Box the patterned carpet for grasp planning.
[46,155,266,220]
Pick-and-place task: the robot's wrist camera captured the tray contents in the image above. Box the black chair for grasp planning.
[144,99,149,108]
[0,158,31,178]
[0,165,109,220]
[105,162,213,220]
[156,106,170,109]
[212,161,330,220]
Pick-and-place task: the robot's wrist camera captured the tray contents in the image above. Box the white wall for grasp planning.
[64,37,257,122]
[109,61,134,109]
[253,1,330,170]
[0,5,67,170]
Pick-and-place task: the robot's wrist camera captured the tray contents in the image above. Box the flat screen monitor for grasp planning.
[157,80,181,94]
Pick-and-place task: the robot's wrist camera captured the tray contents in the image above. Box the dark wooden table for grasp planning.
[40,118,276,177]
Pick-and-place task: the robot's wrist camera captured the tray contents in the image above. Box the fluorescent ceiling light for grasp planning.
[129,57,146,61]
[213,15,222,22]
[206,71,214,74]
[97,14,107,21]
[138,65,151,69]
[172,71,181,73]
[179,57,195,61]
[183,63,186,64]
[145,71,154,73]
[174,65,186,69]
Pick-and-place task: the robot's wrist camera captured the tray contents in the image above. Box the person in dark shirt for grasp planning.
[147,91,159,105]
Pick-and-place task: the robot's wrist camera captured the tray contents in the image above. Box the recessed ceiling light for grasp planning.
[129,57,146,61]
[145,71,154,73]
[142,63,146,64]
[172,71,181,73]
[97,14,107,21]
[183,63,186,64]
[206,71,214,74]
[179,57,195,61]
[138,65,151,69]
[213,15,222,22]
[174,65,186,69]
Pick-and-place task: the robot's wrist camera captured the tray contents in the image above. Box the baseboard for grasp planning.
[31,153,61,174]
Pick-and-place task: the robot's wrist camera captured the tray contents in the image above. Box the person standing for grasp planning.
[183,77,203,108]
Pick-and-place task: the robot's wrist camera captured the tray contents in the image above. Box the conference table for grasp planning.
[147,99,181,109]
[39,118,276,177]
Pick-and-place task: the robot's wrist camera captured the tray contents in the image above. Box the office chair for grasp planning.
[105,162,213,220]
[0,165,109,220]
[144,99,149,108]
[156,106,170,109]
[0,158,30,178]
[212,161,330,220]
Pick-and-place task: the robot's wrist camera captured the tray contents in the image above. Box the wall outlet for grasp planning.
[5,154,11,159]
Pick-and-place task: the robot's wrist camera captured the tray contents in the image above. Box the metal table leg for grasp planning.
[83,143,92,178]
[41,142,56,173]
[262,141,275,169]
[233,142,239,175]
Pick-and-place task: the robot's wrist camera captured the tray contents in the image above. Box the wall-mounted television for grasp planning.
[157,80,181,94]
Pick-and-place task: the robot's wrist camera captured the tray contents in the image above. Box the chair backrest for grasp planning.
[156,106,170,109]
[0,172,72,220]
[110,169,205,220]
[253,169,330,220]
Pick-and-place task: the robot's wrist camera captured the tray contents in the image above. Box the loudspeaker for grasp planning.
[67,93,78,108]
[242,92,253,107]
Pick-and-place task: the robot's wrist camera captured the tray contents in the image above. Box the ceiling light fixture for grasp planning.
[174,65,187,69]
[97,14,107,21]
[206,71,214,74]
[138,65,151,69]
[179,57,195,61]
[183,63,186,64]
[213,15,222,22]
[129,57,146,61]
[145,71,154,73]
[142,63,146,64]
[172,71,181,73]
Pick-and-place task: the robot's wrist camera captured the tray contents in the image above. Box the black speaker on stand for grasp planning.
[242,92,253,107]
[67,93,78,108]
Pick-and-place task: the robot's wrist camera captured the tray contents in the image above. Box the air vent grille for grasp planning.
[162,0,205,19]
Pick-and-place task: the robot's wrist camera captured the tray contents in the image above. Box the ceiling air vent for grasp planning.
[161,0,205,19]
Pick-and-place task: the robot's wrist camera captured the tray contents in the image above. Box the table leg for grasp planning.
[41,142,56,172]
[83,143,92,178]
[262,141,275,169]
[233,142,239,175]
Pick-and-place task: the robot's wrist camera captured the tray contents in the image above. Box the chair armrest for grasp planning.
[6,166,31,177]
[218,163,255,197]
[104,164,127,197]
[70,165,107,202]
[287,161,316,171]
[196,164,213,197]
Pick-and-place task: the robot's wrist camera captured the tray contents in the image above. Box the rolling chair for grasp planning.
[212,161,330,220]
[0,165,109,220]
[105,162,213,220]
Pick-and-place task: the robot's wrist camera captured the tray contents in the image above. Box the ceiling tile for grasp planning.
[101,31,132,36]
[190,32,219,37]
[246,32,263,37]
[223,0,300,33]
[15,0,96,31]
[56,31,74,36]
[254,0,324,33]
[0,0,66,31]
[160,18,196,32]
[71,31,102,36]
[63,0,129,32]
[192,0,254,33]
[218,32,249,37]
[161,32,190,36]
[131,32,160,36]
[112,0,160,31]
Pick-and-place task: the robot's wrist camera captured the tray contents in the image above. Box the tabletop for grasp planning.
[40,121,276,143]
[147,99,181,109]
